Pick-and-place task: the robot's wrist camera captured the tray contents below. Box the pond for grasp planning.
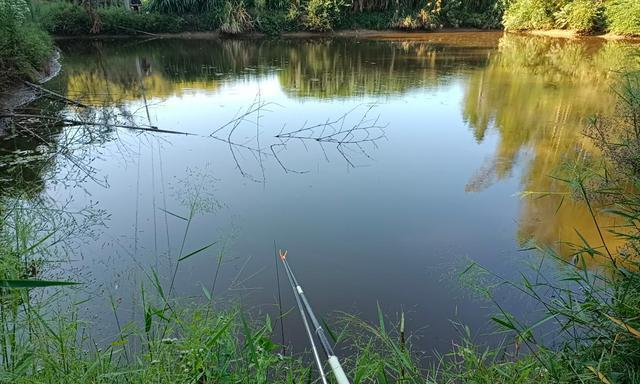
[3,32,640,354]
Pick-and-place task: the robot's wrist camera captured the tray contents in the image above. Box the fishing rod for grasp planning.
[278,250,351,384]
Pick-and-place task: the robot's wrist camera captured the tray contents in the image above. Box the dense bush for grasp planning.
[37,2,91,35]
[502,0,554,30]
[335,10,392,29]
[36,2,217,35]
[0,0,53,83]
[392,8,440,30]
[554,0,604,33]
[302,0,345,31]
[104,10,215,34]
[220,0,253,34]
[26,0,640,36]
[501,0,640,35]
[440,0,505,28]
[145,0,216,15]
[256,10,298,35]
[606,0,640,36]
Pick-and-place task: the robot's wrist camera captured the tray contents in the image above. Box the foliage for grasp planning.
[392,7,441,30]
[0,0,53,83]
[220,0,253,34]
[302,0,345,32]
[554,0,604,33]
[21,0,640,36]
[502,0,639,34]
[606,0,640,36]
[439,0,507,28]
[36,2,91,35]
[145,0,217,15]
[98,6,213,34]
[502,0,554,30]
[256,10,298,35]
[335,10,393,29]
[35,2,216,35]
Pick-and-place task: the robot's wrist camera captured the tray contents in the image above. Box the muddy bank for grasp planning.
[0,50,61,133]
[52,28,640,43]
[54,28,495,41]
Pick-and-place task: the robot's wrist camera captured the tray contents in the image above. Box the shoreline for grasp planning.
[524,29,640,40]
[52,28,640,41]
[0,50,62,133]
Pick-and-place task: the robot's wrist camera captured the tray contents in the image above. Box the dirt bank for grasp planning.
[0,50,61,133]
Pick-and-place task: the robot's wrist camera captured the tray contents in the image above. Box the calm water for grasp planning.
[4,32,640,354]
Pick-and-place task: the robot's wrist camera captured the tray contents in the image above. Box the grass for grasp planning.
[220,0,254,35]
[0,1,53,85]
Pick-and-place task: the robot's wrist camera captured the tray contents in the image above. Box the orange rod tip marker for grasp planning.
[279,249,288,261]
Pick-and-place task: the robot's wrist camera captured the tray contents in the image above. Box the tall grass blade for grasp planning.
[178,241,217,261]
[0,279,79,288]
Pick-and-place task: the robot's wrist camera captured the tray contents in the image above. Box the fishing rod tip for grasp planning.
[278,249,288,261]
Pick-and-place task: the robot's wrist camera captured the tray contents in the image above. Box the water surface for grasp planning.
[4,32,639,353]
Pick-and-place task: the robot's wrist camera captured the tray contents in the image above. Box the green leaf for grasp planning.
[144,309,152,333]
[178,241,217,261]
[321,317,338,343]
[491,316,516,331]
[0,279,79,289]
[201,284,212,301]
[158,208,188,221]
[205,315,234,348]
[376,301,386,335]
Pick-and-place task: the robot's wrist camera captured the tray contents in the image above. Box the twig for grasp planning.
[2,113,192,135]
[115,25,159,37]
[23,81,90,109]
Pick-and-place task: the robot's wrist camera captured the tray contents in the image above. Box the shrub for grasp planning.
[0,0,53,83]
[220,0,253,34]
[336,10,392,29]
[554,0,604,33]
[391,8,441,30]
[256,10,297,35]
[145,0,216,15]
[98,7,189,34]
[502,0,554,30]
[36,2,91,35]
[302,0,344,32]
[606,0,640,36]
[36,2,218,36]
[394,15,419,30]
